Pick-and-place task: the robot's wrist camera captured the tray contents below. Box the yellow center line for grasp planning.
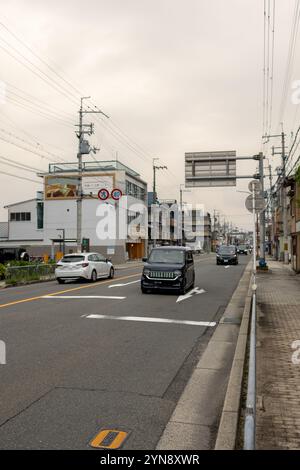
[0,255,214,310]
[0,273,141,309]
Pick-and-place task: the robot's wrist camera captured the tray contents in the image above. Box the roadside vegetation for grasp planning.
[0,260,56,285]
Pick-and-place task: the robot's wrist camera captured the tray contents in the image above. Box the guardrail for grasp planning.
[243,284,257,450]
[5,264,56,284]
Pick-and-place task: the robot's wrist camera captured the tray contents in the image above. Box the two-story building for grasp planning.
[0,160,148,264]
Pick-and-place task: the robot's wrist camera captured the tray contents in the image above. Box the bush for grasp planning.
[0,263,6,280]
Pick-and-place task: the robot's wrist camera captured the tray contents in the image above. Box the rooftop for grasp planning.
[44,160,140,178]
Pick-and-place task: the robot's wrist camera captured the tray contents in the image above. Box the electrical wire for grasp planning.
[0,168,41,184]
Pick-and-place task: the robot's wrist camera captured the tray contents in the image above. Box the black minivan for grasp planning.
[141,246,195,294]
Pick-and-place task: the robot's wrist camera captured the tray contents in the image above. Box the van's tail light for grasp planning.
[81,262,89,267]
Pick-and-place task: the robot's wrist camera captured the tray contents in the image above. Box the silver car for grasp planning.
[55,252,114,284]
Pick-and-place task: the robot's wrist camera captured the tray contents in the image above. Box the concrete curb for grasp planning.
[156,260,252,450]
[214,266,252,450]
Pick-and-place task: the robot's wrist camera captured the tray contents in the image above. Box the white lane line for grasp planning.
[176,287,206,303]
[108,280,140,288]
[85,314,216,327]
[42,295,126,300]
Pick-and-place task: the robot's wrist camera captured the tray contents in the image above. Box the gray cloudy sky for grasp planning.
[0,0,298,230]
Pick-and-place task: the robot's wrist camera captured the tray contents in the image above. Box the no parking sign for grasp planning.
[111,188,122,200]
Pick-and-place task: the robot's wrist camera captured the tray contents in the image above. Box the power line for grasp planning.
[277,0,300,127]
[5,95,75,128]
[0,134,66,163]
[0,168,41,184]
[0,38,79,106]
[0,154,44,172]
[0,127,66,162]
[0,20,83,99]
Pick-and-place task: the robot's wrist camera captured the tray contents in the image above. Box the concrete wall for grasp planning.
[7,200,44,241]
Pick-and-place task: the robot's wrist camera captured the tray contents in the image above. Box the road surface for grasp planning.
[0,254,248,449]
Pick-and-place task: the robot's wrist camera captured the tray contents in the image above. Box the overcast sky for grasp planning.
[0,0,298,230]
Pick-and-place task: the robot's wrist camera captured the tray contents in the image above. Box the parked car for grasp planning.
[216,245,238,265]
[141,246,195,294]
[237,244,248,255]
[55,252,114,283]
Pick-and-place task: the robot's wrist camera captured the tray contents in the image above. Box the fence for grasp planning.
[5,264,56,285]
[243,285,257,449]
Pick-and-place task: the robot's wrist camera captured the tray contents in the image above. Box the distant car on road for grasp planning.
[55,252,114,284]
[237,244,248,255]
[216,245,238,265]
[141,246,195,294]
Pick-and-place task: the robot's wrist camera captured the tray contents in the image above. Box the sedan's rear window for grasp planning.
[219,246,236,255]
[61,256,85,263]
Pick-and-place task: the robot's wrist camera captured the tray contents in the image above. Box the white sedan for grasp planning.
[55,252,114,284]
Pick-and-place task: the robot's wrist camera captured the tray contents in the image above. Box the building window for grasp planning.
[37,202,44,229]
[10,212,31,222]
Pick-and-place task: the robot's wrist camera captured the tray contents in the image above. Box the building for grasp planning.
[0,160,148,264]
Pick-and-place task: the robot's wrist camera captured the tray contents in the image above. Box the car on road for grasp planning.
[55,252,114,284]
[216,245,238,265]
[237,244,248,255]
[141,246,195,294]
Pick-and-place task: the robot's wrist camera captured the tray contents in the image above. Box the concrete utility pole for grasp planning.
[259,152,266,264]
[281,131,289,264]
[76,97,109,252]
[152,158,167,204]
[179,184,190,246]
[268,131,288,263]
[152,158,167,248]
[268,164,274,256]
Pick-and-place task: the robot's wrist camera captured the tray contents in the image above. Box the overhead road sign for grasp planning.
[185,150,236,187]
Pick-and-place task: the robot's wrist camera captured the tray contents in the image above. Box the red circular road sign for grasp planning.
[98,188,109,200]
[111,188,123,200]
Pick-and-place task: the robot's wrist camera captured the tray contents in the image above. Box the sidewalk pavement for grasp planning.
[256,260,300,449]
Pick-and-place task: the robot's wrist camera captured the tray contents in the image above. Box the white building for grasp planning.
[0,160,148,263]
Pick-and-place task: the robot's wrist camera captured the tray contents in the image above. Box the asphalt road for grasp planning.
[0,254,248,449]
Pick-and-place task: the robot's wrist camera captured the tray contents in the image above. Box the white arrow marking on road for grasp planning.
[85,314,216,327]
[108,280,140,288]
[176,287,206,303]
[224,266,230,269]
[42,295,126,300]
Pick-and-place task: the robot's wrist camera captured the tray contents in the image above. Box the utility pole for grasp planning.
[265,131,288,263]
[179,184,190,246]
[268,163,275,257]
[281,131,288,264]
[152,158,167,248]
[76,97,109,252]
[152,158,167,204]
[258,152,266,264]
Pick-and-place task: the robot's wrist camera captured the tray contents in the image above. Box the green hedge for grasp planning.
[0,264,6,280]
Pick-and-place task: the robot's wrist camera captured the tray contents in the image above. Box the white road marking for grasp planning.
[176,287,206,303]
[42,295,126,300]
[224,266,230,269]
[85,314,216,327]
[108,280,140,288]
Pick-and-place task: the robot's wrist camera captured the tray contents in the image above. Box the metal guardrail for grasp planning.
[244,284,257,450]
[5,264,56,283]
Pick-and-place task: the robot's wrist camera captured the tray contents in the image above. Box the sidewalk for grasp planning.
[256,260,300,449]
